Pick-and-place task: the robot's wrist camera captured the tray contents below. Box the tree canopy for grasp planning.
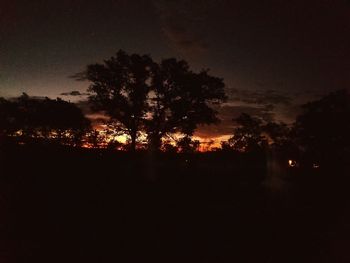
[0,94,90,146]
[77,50,226,151]
[147,58,226,150]
[292,89,350,166]
[223,113,267,152]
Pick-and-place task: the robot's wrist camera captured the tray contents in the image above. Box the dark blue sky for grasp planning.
[1,0,350,136]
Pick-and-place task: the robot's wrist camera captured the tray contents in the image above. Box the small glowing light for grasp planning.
[313,163,320,169]
[288,159,297,167]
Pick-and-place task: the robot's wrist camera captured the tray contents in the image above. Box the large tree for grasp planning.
[78,50,154,151]
[79,51,226,151]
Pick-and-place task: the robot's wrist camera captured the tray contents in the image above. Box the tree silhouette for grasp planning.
[224,113,267,152]
[78,51,226,151]
[293,89,350,166]
[263,121,290,149]
[86,129,103,148]
[176,136,200,153]
[147,58,226,151]
[77,50,154,151]
[0,97,20,142]
[161,140,178,153]
[1,94,90,146]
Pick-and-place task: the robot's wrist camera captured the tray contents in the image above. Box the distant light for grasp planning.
[313,163,320,169]
[288,159,297,167]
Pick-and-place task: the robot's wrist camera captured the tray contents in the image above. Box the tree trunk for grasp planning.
[130,130,137,152]
[148,133,162,152]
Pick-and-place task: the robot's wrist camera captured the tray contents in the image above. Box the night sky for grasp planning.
[1,0,350,139]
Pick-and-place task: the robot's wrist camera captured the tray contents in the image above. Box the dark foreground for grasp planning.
[1,145,350,263]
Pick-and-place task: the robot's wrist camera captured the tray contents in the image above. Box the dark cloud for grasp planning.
[220,105,275,123]
[229,88,292,106]
[60,91,89,96]
[75,100,93,115]
[152,0,211,55]
[75,99,109,128]
[196,104,275,138]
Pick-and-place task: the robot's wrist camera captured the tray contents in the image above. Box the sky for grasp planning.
[1,0,350,139]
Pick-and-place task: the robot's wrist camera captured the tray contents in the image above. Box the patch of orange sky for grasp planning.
[85,112,231,151]
[89,123,229,151]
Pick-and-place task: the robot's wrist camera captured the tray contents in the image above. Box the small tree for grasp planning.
[225,113,267,152]
[176,136,200,153]
[263,121,291,148]
[86,129,105,148]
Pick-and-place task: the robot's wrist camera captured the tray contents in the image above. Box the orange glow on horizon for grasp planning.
[85,126,231,152]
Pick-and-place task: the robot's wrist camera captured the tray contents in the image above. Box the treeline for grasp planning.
[0,91,204,152]
[223,89,350,168]
[1,50,349,168]
[1,89,349,167]
[0,93,90,147]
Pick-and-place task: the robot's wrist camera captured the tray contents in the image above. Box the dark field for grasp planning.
[1,145,350,263]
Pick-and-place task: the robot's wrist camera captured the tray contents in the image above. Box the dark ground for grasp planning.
[0,144,350,262]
